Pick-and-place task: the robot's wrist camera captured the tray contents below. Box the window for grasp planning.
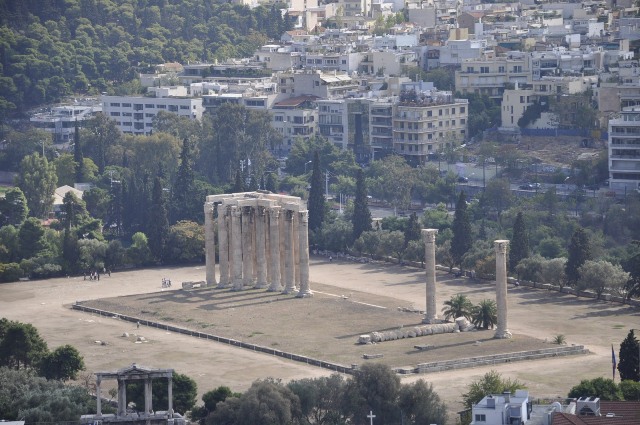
[110,112,121,117]
[122,112,132,117]
[145,104,155,108]
[110,103,121,107]
[427,111,432,117]
[122,103,131,107]
[145,113,154,118]
[157,105,166,109]
[480,66,489,73]
[513,65,522,72]
[498,66,505,73]
[460,107,465,113]
[466,67,474,73]
[475,414,486,422]
[169,105,178,112]
[180,105,189,110]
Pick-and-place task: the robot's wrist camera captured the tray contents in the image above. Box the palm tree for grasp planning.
[471,299,498,330]
[442,294,474,321]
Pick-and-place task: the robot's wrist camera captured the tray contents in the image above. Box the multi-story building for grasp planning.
[277,70,359,99]
[317,97,372,162]
[271,95,319,156]
[30,101,102,144]
[470,390,530,425]
[393,91,468,165]
[608,106,640,193]
[338,0,372,17]
[101,87,203,136]
[501,87,534,129]
[455,52,530,100]
[369,98,394,160]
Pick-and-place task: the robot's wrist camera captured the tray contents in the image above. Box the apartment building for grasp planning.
[393,92,468,165]
[338,0,372,17]
[271,95,319,156]
[455,52,530,99]
[608,106,640,193]
[277,70,359,99]
[369,98,394,160]
[101,87,203,136]
[501,87,534,129]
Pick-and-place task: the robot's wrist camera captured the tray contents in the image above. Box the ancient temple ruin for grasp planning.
[204,192,311,297]
[80,363,186,425]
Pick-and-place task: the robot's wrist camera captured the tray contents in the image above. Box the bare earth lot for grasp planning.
[1,257,638,421]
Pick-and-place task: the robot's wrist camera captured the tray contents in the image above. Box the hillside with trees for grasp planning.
[0,0,293,117]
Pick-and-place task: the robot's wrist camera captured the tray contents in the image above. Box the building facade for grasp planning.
[608,106,640,193]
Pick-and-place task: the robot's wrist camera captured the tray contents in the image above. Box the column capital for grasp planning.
[230,205,241,218]
[298,210,309,223]
[269,206,281,219]
[494,239,509,253]
[421,228,438,243]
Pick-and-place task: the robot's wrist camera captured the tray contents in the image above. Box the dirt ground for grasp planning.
[1,257,638,422]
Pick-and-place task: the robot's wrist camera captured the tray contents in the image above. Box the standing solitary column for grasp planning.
[167,376,174,417]
[268,207,282,291]
[242,207,254,287]
[494,239,512,339]
[255,206,268,288]
[117,378,127,416]
[204,202,217,287]
[230,206,244,291]
[296,210,312,298]
[422,229,438,324]
[144,378,153,415]
[283,209,296,294]
[96,376,102,417]
[217,205,230,288]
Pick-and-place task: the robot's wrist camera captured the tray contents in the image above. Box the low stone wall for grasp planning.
[398,344,590,374]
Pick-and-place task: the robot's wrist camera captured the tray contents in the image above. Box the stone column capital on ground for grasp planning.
[494,239,512,339]
[422,228,438,324]
[296,210,312,298]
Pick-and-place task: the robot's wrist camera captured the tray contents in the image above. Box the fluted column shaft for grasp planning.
[117,378,126,416]
[204,202,217,287]
[268,207,282,291]
[494,239,512,339]
[217,206,230,288]
[422,229,438,323]
[96,376,102,417]
[296,210,312,297]
[242,207,254,287]
[283,210,296,294]
[255,206,268,288]
[230,206,243,291]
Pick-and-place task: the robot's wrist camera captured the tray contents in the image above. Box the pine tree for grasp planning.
[509,211,529,272]
[171,138,195,223]
[618,329,639,381]
[147,177,169,263]
[62,229,80,274]
[352,168,372,242]
[451,191,472,268]
[308,151,325,232]
[73,120,85,183]
[565,227,591,287]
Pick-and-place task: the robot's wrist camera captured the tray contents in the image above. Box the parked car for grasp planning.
[457,176,469,183]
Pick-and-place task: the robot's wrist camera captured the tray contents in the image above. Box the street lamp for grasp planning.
[304,160,312,173]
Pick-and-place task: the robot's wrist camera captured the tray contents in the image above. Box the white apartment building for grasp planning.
[338,0,372,17]
[455,52,530,99]
[101,88,203,136]
[608,106,640,193]
[501,87,534,129]
[277,70,359,99]
[30,102,102,144]
[359,50,418,76]
[470,390,530,425]
[438,39,487,67]
[393,92,468,165]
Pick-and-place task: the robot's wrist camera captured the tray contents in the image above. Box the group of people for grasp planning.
[83,268,111,281]
[161,277,172,288]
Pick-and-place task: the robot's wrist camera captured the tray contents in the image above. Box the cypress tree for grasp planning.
[618,329,640,381]
[451,191,472,268]
[147,177,169,263]
[509,211,530,271]
[404,212,421,247]
[308,151,325,232]
[565,227,591,287]
[73,120,85,183]
[352,168,372,242]
[172,138,195,223]
[233,169,245,193]
[266,172,277,193]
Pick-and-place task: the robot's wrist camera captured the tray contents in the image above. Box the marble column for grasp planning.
[96,376,102,417]
[117,378,127,416]
[293,211,300,290]
[254,206,268,288]
[242,207,254,287]
[422,229,438,324]
[279,205,287,290]
[296,210,312,297]
[267,207,282,292]
[167,377,174,416]
[494,239,512,339]
[204,202,217,287]
[144,378,153,415]
[283,209,296,294]
[230,206,243,291]
[217,205,230,288]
